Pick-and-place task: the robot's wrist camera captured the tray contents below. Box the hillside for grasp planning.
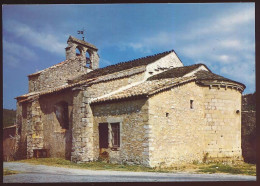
[3,109,16,128]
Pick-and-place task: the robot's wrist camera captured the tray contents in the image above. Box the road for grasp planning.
[3,162,256,183]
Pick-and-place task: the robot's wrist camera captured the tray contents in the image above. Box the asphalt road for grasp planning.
[3,162,256,183]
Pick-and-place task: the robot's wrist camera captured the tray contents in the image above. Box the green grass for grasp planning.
[196,162,256,176]
[3,169,20,176]
[17,158,158,172]
[15,158,256,176]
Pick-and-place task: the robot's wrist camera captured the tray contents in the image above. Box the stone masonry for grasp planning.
[15,36,245,167]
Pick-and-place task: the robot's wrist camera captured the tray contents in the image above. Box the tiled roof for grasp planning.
[69,50,175,84]
[147,63,245,87]
[91,76,196,104]
[16,78,96,102]
[147,64,211,80]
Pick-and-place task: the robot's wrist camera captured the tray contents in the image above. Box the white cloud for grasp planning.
[4,20,66,55]
[120,32,175,54]
[175,5,255,93]
[4,40,38,60]
[218,39,242,49]
[180,5,255,40]
[3,39,38,67]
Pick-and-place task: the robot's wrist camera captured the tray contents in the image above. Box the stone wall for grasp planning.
[16,89,74,160]
[91,99,150,166]
[203,86,242,161]
[148,82,206,167]
[71,89,95,162]
[148,82,243,167]
[28,58,88,92]
[39,89,73,159]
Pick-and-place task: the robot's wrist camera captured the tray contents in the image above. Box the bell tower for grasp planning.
[65,36,99,70]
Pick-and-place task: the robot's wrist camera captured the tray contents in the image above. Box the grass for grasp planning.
[3,169,20,176]
[14,158,256,176]
[196,162,256,176]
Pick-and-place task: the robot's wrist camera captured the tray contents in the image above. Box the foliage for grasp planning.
[3,109,16,128]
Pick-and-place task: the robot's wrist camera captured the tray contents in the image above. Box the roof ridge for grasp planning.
[104,49,175,69]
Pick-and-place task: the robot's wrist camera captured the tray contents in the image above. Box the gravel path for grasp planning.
[3,162,256,183]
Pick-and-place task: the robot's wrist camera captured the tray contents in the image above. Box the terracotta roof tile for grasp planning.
[91,76,196,104]
[69,50,175,84]
[147,63,211,80]
[17,78,96,102]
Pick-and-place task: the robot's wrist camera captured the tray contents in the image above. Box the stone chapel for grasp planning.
[15,36,245,167]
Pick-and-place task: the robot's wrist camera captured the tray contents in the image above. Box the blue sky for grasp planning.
[3,3,255,109]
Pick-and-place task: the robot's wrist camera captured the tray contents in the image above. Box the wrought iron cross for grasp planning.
[77,28,86,41]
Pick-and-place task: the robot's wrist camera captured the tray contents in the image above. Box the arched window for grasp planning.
[54,101,69,130]
[76,46,82,57]
[86,50,91,68]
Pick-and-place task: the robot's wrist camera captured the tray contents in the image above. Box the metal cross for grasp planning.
[77,28,86,41]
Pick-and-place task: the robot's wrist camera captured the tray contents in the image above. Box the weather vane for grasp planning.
[77,28,86,41]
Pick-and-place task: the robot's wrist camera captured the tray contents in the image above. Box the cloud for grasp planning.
[180,5,255,40]
[175,5,255,93]
[4,20,66,55]
[120,32,175,54]
[3,39,38,67]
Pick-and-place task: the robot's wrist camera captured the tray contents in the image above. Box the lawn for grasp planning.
[14,158,256,176]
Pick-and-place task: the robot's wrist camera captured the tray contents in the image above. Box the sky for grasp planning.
[3,3,255,110]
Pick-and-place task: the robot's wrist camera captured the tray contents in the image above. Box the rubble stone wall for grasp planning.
[92,99,150,166]
[28,58,87,92]
[39,90,73,159]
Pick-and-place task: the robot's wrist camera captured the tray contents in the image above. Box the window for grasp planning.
[98,122,120,149]
[190,100,194,109]
[111,123,120,148]
[86,51,92,68]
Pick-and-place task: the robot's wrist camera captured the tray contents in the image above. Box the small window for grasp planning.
[190,100,194,109]
[111,123,120,148]
[166,112,169,117]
